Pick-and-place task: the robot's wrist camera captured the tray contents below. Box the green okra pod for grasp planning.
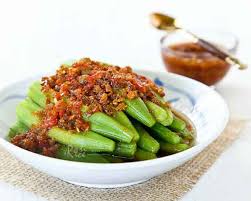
[163,108,174,125]
[8,121,29,140]
[103,155,124,163]
[125,97,156,127]
[16,98,42,128]
[153,92,174,124]
[180,128,194,140]
[48,127,115,153]
[28,81,47,108]
[83,111,134,143]
[113,111,140,142]
[145,100,173,126]
[160,141,189,154]
[113,142,137,158]
[150,123,181,144]
[135,148,156,161]
[133,121,160,153]
[169,116,186,132]
[56,145,109,163]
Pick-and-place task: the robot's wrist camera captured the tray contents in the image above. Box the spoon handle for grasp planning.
[187,31,247,70]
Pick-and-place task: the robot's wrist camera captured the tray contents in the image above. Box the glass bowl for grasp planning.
[160,29,238,86]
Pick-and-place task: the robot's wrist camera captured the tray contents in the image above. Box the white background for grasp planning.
[0,0,251,200]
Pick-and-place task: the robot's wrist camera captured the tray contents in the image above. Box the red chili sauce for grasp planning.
[162,42,230,86]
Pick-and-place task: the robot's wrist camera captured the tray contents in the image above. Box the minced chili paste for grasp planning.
[11,58,166,156]
[162,42,230,86]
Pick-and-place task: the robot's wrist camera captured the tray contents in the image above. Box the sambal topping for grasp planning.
[11,127,58,157]
[41,58,166,132]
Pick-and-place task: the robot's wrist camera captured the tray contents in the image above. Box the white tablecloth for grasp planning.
[0,0,250,200]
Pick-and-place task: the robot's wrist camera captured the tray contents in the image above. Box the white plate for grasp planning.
[0,71,229,188]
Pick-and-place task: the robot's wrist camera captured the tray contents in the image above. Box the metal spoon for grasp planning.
[150,13,247,70]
